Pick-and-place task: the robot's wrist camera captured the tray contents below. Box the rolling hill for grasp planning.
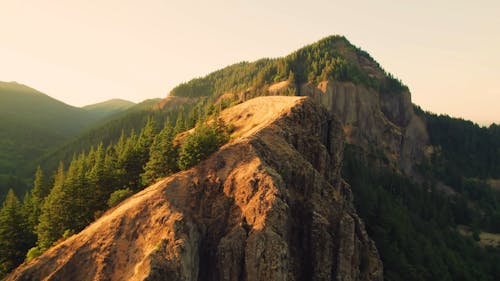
[82,99,135,119]
[0,82,140,198]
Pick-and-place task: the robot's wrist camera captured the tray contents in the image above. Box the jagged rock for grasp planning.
[300,80,429,176]
[7,96,382,281]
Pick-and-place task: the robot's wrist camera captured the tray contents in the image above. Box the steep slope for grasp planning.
[82,98,135,119]
[300,80,428,177]
[161,35,429,177]
[7,96,382,281]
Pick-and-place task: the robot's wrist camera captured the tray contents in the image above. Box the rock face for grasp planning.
[300,81,429,176]
[7,96,382,281]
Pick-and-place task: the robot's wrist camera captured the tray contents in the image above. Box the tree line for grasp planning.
[0,112,230,278]
[170,35,408,100]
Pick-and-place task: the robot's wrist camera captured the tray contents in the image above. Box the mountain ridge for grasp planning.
[7,96,383,281]
[3,35,500,280]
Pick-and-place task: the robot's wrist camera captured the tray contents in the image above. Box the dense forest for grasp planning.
[0,83,141,201]
[1,35,499,279]
[340,109,500,281]
[170,35,407,100]
[343,145,500,281]
[0,104,230,277]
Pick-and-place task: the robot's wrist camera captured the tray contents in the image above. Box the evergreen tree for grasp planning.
[178,119,229,170]
[0,189,33,277]
[136,117,157,166]
[87,143,109,212]
[174,111,186,134]
[141,122,178,185]
[33,166,49,201]
[24,167,49,231]
[37,162,67,250]
[64,154,91,231]
[118,130,143,189]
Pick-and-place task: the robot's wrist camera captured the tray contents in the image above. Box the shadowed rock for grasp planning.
[7,96,382,281]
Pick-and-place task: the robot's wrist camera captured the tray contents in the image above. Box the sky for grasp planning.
[0,0,499,125]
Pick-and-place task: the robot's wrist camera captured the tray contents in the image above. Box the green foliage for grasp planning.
[170,35,407,100]
[343,145,500,281]
[23,167,49,232]
[36,163,67,250]
[178,119,230,170]
[422,112,500,179]
[107,188,134,208]
[0,189,34,278]
[141,122,178,186]
[82,99,135,120]
[25,246,42,262]
[0,82,133,194]
[417,111,500,233]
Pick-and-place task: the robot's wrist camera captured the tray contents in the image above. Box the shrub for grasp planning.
[177,119,230,170]
[107,188,134,208]
[25,247,42,262]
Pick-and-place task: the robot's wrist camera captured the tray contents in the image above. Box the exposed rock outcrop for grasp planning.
[7,96,382,281]
[300,81,429,176]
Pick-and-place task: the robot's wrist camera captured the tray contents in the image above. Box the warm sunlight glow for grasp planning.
[0,0,499,124]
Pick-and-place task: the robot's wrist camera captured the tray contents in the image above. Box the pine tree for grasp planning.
[36,162,67,250]
[0,189,33,277]
[115,129,128,157]
[174,111,185,134]
[136,117,157,166]
[24,167,49,231]
[33,166,49,201]
[64,155,91,231]
[178,120,229,170]
[118,130,143,189]
[141,122,178,185]
[87,142,116,214]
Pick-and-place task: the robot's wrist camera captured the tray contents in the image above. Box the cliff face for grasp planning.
[7,96,382,281]
[300,81,429,176]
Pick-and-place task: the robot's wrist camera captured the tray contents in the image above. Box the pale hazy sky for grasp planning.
[1,1,499,124]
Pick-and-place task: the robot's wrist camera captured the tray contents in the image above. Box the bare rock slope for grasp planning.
[8,96,382,281]
[300,81,429,176]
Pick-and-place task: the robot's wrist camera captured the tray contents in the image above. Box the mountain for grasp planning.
[0,82,97,197]
[164,35,427,176]
[6,96,383,281]
[153,35,500,280]
[82,98,135,119]
[35,98,163,175]
[4,35,500,280]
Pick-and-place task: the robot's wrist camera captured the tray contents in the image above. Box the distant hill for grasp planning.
[0,82,133,198]
[36,98,163,175]
[82,99,135,119]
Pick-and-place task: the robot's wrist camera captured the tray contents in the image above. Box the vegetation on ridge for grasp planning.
[170,35,407,99]
[1,35,499,280]
[0,106,230,277]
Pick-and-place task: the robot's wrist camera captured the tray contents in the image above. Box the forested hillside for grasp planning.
[170,35,406,100]
[0,106,230,277]
[0,82,97,198]
[1,35,499,280]
[82,98,135,120]
[343,145,500,281]
[36,99,162,174]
